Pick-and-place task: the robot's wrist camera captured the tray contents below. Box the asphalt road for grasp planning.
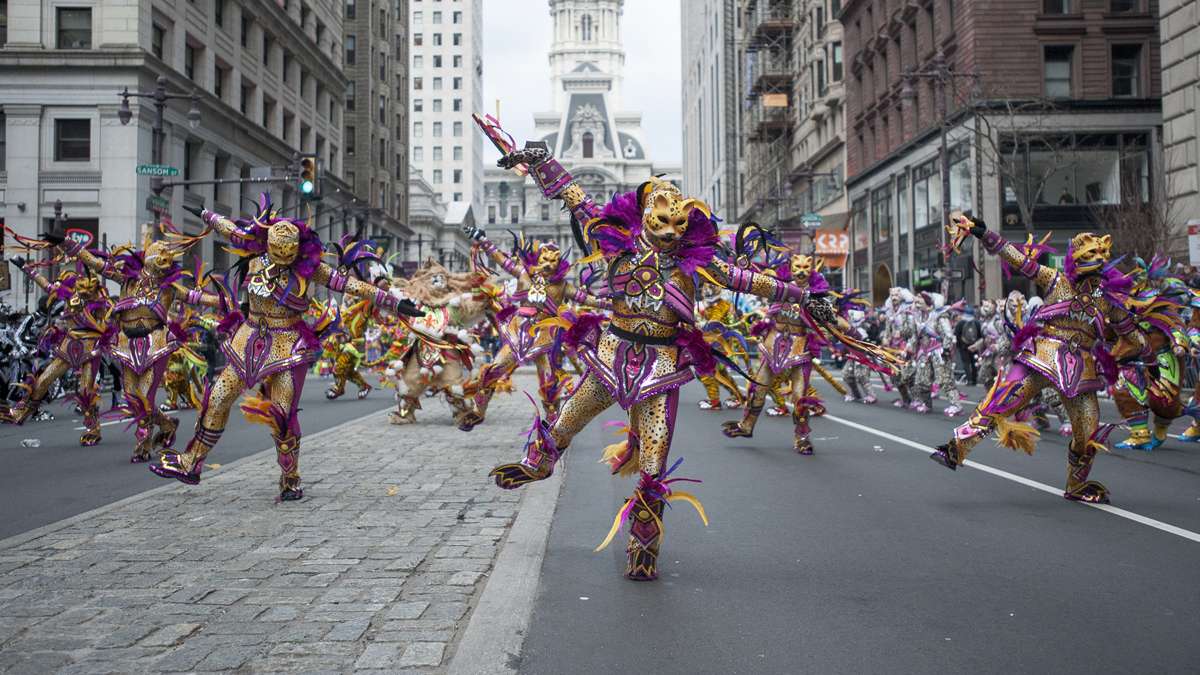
[0,374,394,539]
[519,375,1200,674]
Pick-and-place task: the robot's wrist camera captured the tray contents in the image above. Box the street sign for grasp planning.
[146,195,169,211]
[801,212,822,229]
[1047,254,1065,269]
[136,164,179,176]
[1188,220,1200,266]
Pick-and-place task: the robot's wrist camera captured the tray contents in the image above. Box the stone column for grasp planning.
[1,106,42,310]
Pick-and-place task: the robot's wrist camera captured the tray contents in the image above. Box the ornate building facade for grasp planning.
[483,0,679,250]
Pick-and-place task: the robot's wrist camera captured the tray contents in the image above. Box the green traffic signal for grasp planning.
[300,180,315,194]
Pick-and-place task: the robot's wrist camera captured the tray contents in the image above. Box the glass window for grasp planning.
[452,76,462,89]
[152,24,165,59]
[949,146,973,213]
[432,11,442,23]
[433,121,442,137]
[453,169,462,184]
[453,32,462,46]
[345,35,356,64]
[433,146,443,160]
[1112,44,1141,97]
[346,0,356,19]
[433,77,443,89]
[913,163,930,230]
[413,10,422,24]
[57,8,91,49]
[433,54,442,68]
[414,54,423,69]
[488,205,496,224]
[453,145,462,160]
[1044,45,1073,98]
[453,121,463,137]
[453,11,462,23]
[852,198,869,250]
[1042,0,1070,13]
[452,98,462,112]
[926,163,942,228]
[510,205,519,223]
[413,98,423,112]
[541,204,550,221]
[1110,0,1138,12]
[453,54,462,67]
[872,185,891,243]
[432,98,442,112]
[54,119,90,161]
[413,145,423,161]
[433,33,442,46]
[897,175,910,238]
[433,169,443,183]
[832,42,843,82]
[413,121,422,138]
[413,76,422,90]
[414,32,423,46]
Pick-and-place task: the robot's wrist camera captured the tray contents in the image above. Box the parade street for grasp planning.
[1,372,1199,673]
[520,378,1200,675]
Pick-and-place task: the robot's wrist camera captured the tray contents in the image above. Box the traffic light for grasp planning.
[297,153,321,200]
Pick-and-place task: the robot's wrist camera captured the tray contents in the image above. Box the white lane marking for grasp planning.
[822,412,1200,545]
[74,409,179,430]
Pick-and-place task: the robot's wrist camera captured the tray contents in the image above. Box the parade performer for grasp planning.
[838,291,878,404]
[882,287,918,408]
[1178,288,1200,442]
[0,255,114,446]
[911,292,964,416]
[930,216,1144,504]
[481,138,861,581]
[721,254,899,453]
[322,331,372,400]
[974,298,1004,387]
[46,225,214,461]
[696,285,749,410]
[457,233,610,430]
[377,260,491,427]
[1112,257,1192,450]
[149,196,422,500]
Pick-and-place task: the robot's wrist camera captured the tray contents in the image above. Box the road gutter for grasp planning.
[447,461,566,675]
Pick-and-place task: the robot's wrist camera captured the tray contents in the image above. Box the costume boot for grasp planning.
[1064,440,1110,504]
[722,385,762,438]
[78,389,102,447]
[389,394,420,425]
[625,489,665,581]
[275,433,303,501]
[490,419,562,489]
[151,425,221,484]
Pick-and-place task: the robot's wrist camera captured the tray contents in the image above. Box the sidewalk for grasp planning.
[0,375,552,674]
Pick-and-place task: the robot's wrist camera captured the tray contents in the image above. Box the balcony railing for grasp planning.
[747,100,793,141]
[751,50,795,94]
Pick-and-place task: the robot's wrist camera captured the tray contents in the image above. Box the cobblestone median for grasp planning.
[0,378,536,674]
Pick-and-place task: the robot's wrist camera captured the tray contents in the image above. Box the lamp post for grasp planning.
[900,48,978,300]
[118,76,202,226]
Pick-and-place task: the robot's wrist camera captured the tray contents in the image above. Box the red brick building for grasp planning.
[840,0,1161,302]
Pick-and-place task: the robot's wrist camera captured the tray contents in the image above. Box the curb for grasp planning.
[447,463,566,675]
[0,407,392,552]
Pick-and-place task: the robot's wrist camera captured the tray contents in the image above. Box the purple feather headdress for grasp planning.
[226,193,324,279]
[674,208,719,274]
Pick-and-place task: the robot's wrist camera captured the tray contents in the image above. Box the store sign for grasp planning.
[65,227,94,248]
[814,227,850,269]
[762,93,788,108]
[1189,221,1200,267]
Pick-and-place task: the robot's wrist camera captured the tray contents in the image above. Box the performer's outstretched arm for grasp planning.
[950,215,1056,290]
[313,263,423,317]
[8,258,51,291]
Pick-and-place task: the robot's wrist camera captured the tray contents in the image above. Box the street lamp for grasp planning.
[117,76,203,211]
[900,48,979,300]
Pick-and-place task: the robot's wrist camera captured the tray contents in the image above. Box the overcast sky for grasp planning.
[480,0,682,165]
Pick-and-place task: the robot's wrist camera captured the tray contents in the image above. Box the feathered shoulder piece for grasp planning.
[329,234,383,281]
[584,190,642,256]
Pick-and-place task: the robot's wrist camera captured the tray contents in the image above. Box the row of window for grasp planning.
[1042,0,1144,14]
[412,146,465,161]
[413,10,464,25]
[413,98,463,113]
[1042,43,1144,99]
[412,121,465,138]
[413,76,465,91]
[413,54,465,69]
[413,32,464,47]
[487,204,551,225]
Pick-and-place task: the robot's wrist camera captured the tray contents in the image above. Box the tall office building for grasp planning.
[343,0,413,251]
[0,1,358,308]
[681,0,741,220]
[408,0,484,218]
